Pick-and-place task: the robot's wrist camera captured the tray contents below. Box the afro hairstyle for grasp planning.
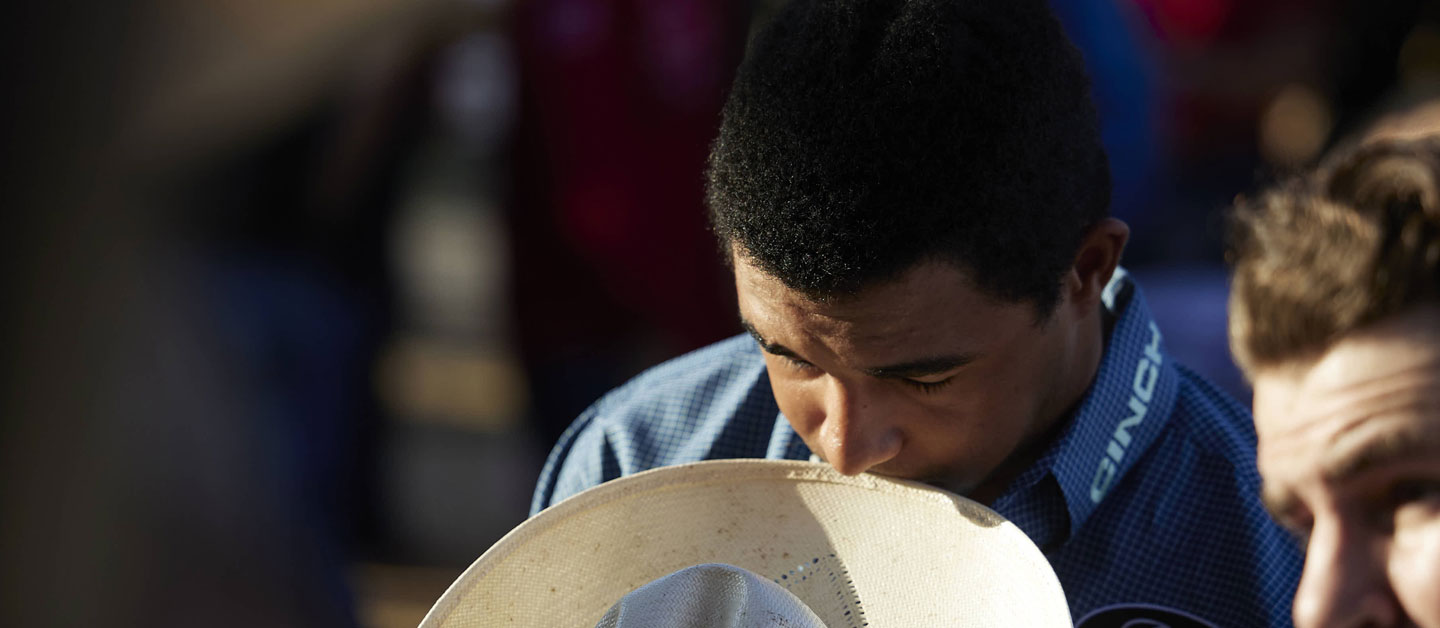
[706,0,1112,316]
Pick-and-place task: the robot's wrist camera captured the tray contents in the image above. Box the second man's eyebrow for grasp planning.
[1260,483,1303,529]
[740,318,977,376]
[1321,419,1440,484]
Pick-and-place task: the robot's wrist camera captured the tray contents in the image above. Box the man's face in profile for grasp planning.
[733,252,1090,500]
[1253,305,1440,628]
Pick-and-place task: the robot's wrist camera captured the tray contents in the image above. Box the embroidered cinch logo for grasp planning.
[1089,321,1163,504]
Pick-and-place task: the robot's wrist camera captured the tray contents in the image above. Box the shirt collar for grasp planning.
[1039,268,1180,540]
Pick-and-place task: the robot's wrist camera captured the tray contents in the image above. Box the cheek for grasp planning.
[1390,516,1440,625]
[939,364,1044,431]
[765,370,824,435]
[977,342,1060,407]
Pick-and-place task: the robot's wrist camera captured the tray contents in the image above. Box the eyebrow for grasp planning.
[739,318,978,378]
[859,356,978,379]
[1260,484,1302,529]
[1262,419,1440,524]
[1320,420,1440,484]
[740,319,799,359]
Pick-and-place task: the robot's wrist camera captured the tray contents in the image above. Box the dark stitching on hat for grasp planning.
[774,554,866,628]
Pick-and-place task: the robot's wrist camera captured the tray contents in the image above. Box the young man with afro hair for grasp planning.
[533,0,1303,623]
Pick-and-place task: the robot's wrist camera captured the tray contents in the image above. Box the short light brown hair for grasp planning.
[1228,137,1440,375]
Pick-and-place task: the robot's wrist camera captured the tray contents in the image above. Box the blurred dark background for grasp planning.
[1,0,1437,625]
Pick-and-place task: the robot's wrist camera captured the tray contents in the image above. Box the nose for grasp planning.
[1292,520,1401,628]
[812,377,902,476]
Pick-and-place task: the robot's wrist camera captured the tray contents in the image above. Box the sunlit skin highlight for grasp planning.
[731,219,1128,503]
[1253,305,1440,628]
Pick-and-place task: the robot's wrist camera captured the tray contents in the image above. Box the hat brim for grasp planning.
[421,459,1070,627]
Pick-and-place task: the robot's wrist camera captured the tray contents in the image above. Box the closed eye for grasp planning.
[781,354,818,371]
[1392,479,1440,504]
[902,376,955,394]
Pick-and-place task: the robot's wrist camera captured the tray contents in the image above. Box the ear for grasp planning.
[1063,218,1129,313]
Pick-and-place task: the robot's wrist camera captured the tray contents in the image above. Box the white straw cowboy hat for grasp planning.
[421,459,1070,627]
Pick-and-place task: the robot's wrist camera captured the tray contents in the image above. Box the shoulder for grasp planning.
[590,334,771,417]
[1066,364,1301,627]
[531,335,781,512]
[1164,363,1260,470]
[1125,363,1266,525]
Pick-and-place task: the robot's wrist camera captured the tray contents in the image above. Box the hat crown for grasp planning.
[595,563,826,628]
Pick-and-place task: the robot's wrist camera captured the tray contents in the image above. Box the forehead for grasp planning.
[732,254,1027,345]
[1252,307,1440,477]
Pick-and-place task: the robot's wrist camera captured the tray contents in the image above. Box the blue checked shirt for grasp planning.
[532,271,1303,626]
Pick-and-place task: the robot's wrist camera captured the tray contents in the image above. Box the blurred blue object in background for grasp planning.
[1050,0,1167,234]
